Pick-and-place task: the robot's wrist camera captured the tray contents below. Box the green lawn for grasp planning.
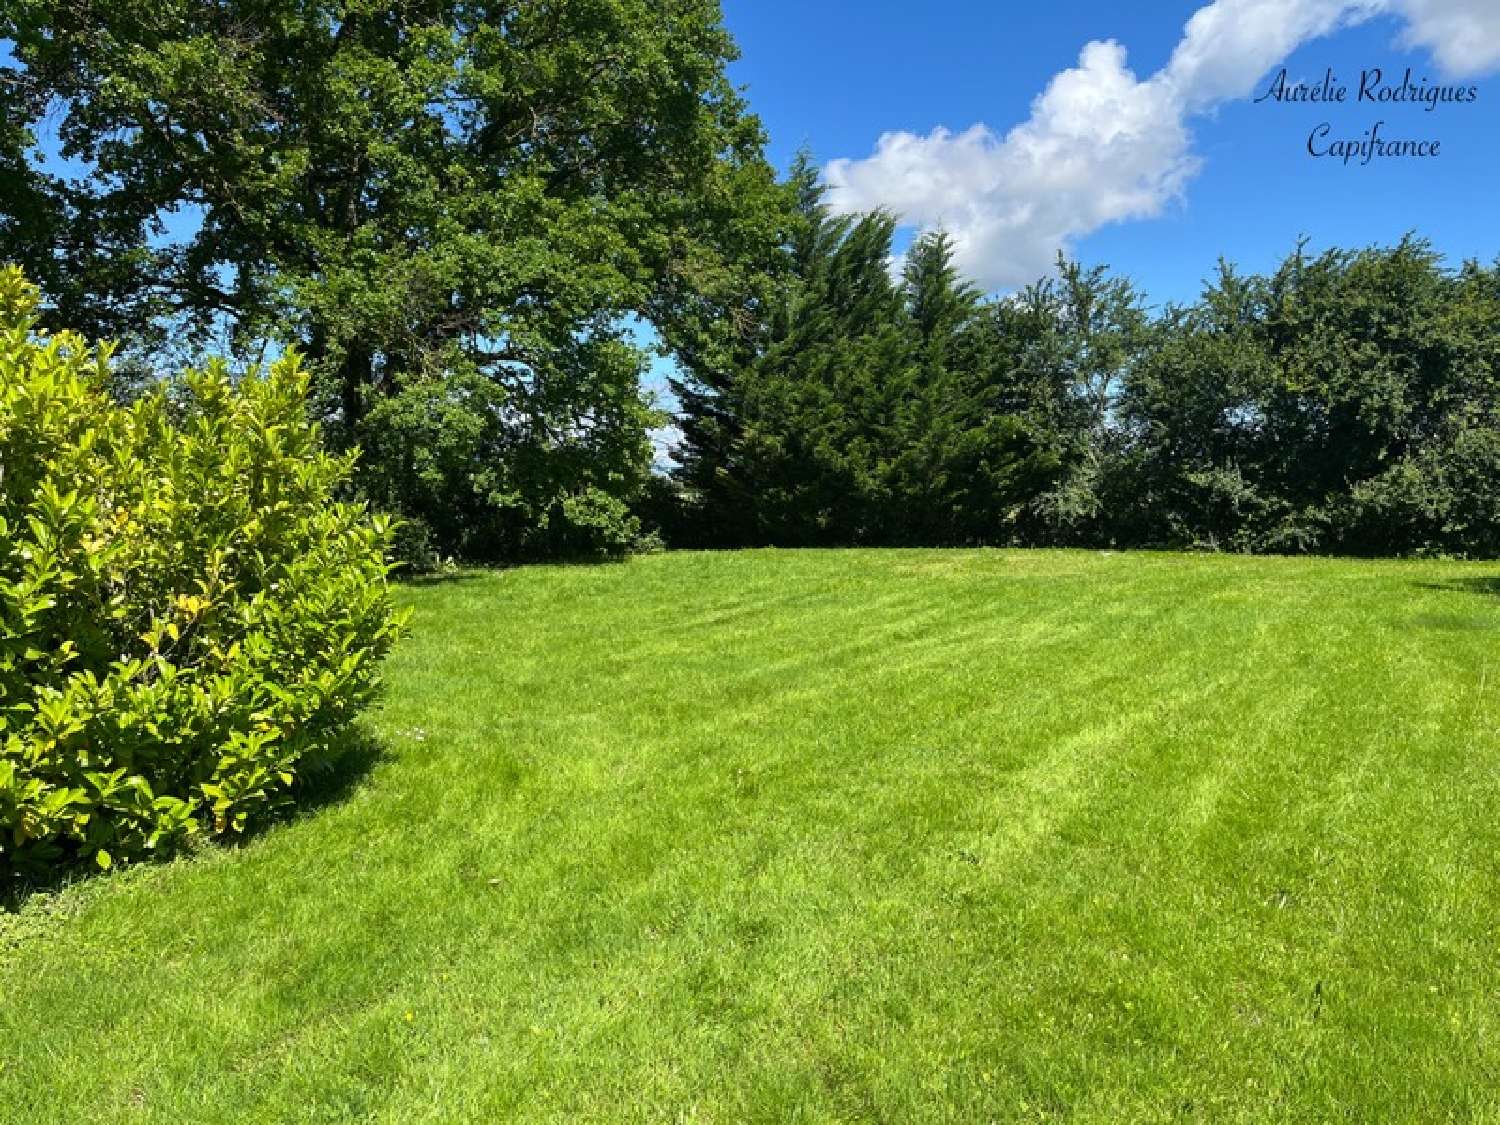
[5,549,1500,1122]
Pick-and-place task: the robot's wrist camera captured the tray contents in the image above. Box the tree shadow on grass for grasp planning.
[398,552,650,587]
[398,568,489,587]
[1412,575,1500,599]
[1408,575,1500,634]
[1,725,388,913]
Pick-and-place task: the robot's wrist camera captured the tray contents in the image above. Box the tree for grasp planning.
[903,230,979,369]
[887,230,1055,545]
[727,205,913,544]
[1,0,786,560]
[948,256,1149,545]
[1262,238,1500,554]
[1117,238,1500,556]
[674,173,1061,548]
[672,153,910,545]
[1116,263,1282,550]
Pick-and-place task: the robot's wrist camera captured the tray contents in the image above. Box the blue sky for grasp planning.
[722,0,1500,306]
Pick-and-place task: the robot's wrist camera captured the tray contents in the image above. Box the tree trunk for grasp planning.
[340,343,372,430]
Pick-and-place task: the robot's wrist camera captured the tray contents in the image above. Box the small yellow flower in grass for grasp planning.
[404,1011,415,1023]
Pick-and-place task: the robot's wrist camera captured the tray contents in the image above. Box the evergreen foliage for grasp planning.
[1122,238,1500,555]
[671,159,1060,548]
[674,207,1500,558]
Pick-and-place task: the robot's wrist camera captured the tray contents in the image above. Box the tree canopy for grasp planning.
[2,0,786,559]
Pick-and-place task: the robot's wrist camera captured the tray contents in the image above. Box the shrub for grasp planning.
[386,514,442,576]
[0,268,405,882]
[355,368,658,564]
[1338,428,1500,558]
[535,488,650,559]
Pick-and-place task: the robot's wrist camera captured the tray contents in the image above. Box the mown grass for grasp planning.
[5,549,1500,1122]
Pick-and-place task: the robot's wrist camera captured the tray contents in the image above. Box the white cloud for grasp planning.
[826,41,1196,289]
[822,0,1500,292]
[1164,0,1381,107]
[1396,0,1500,75]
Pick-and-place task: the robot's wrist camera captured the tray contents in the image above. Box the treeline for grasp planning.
[4,2,1499,562]
[665,159,1500,557]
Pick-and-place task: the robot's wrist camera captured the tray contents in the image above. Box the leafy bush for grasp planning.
[1338,428,1500,557]
[386,514,442,576]
[535,489,651,559]
[0,268,405,882]
[356,370,656,563]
